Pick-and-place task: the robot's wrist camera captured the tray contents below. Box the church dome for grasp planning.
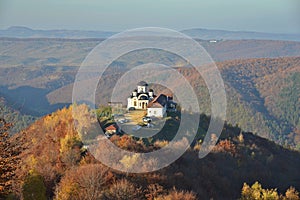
[137,81,148,86]
[138,95,149,100]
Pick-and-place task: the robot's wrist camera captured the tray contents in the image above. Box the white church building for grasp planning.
[127,81,176,118]
[127,81,154,110]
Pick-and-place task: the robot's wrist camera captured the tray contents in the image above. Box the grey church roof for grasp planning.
[147,94,167,108]
[137,81,148,86]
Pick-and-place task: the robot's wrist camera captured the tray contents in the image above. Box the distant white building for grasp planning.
[127,81,176,118]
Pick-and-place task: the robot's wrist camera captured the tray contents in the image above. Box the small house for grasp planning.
[147,94,168,118]
[105,124,120,135]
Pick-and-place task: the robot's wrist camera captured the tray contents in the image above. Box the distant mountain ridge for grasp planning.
[0,26,116,39]
[1,26,300,41]
[182,28,300,41]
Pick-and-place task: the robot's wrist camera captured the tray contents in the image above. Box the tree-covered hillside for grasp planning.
[0,97,35,133]
[1,105,300,199]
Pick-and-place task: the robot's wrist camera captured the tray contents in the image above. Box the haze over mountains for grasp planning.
[1,26,300,41]
[182,28,300,41]
[0,26,116,39]
[1,37,300,69]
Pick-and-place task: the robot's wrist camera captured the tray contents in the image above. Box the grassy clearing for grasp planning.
[125,110,147,124]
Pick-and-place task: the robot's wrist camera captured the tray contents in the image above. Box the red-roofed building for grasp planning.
[147,94,168,117]
[105,124,120,135]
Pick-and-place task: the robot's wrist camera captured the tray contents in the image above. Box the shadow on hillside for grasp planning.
[0,86,69,117]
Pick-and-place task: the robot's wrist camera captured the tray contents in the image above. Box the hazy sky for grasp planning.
[0,0,299,33]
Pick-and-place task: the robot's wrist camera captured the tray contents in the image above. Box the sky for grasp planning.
[0,0,299,33]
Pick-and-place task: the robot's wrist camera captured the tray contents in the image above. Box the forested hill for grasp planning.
[218,57,300,147]
[2,105,300,199]
[0,96,35,133]
[45,56,300,148]
[0,38,300,69]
